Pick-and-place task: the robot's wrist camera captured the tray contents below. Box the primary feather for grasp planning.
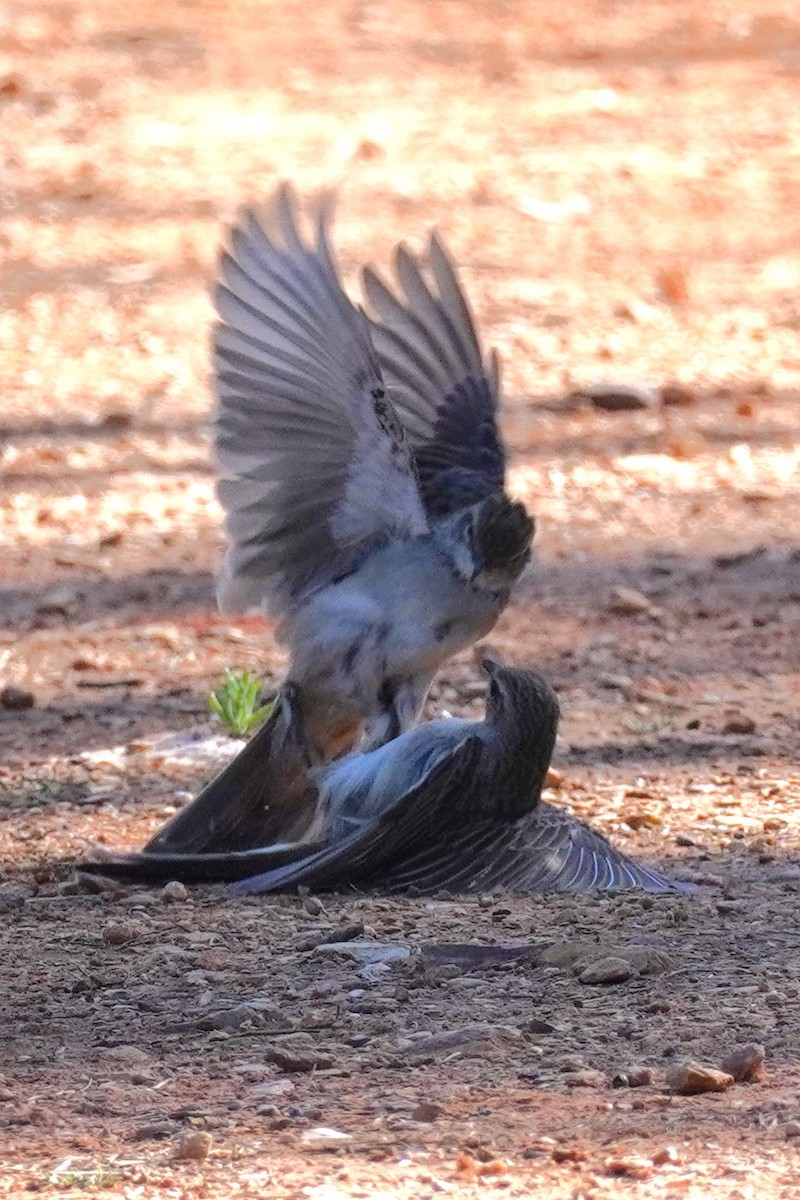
[213,184,429,617]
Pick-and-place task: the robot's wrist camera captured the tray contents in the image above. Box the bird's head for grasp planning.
[468,494,535,592]
[481,657,560,736]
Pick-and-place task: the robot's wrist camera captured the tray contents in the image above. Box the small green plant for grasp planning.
[208,668,274,737]
[38,1161,121,1191]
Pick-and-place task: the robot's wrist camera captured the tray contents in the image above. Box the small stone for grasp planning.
[174,1130,212,1161]
[57,878,83,895]
[608,587,652,615]
[599,672,634,690]
[665,1061,734,1094]
[722,715,757,735]
[249,1078,295,1099]
[578,957,633,985]
[558,1054,586,1072]
[100,410,133,431]
[411,1101,443,1123]
[263,1047,335,1073]
[36,585,80,615]
[0,685,35,711]
[104,1045,151,1064]
[783,1120,800,1139]
[660,382,696,407]
[720,1043,766,1083]
[132,1121,175,1142]
[159,880,188,904]
[612,1066,653,1089]
[552,1146,588,1164]
[605,1155,653,1180]
[568,1068,606,1088]
[652,1146,680,1165]
[572,382,660,412]
[303,895,324,915]
[477,1159,511,1176]
[101,920,143,945]
[300,1126,352,1144]
[525,1019,557,1035]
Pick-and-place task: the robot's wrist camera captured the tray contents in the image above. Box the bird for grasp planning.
[85,664,690,896]
[143,182,534,855]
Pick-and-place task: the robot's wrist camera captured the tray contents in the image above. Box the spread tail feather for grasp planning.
[80,840,322,884]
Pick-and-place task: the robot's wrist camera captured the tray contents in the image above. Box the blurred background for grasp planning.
[0,0,798,799]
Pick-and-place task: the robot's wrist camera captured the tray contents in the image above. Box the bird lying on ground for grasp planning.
[146,182,534,854]
[85,664,689,895]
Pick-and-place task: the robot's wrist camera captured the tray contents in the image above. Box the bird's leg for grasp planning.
[276,682,315,771]
[362,672,435,752]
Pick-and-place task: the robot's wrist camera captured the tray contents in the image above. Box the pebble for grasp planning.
[568,1068,606,1088]
[652,1146,680,1165]
[249,1078,295,1098]
[665,1061,734,1094]
[570,382,660,411]
[722,715,757,735]
[608,587,652,615]
[578,956,633,985]
[783,1121,800,1139]
[36,585,80,615]
[660,382,696,407]
[101,920,144,945]
[598,671,634,689]
[720,1043,766,1083]
[612,1066,654,1088]
[604,1155,653,1179]
[551,1146,587,1164]
[303,895,324,915]
[300,1126,352,1145]
[159,880,188,904]
[174,1130,212,1161]
[132,1121,176,1142]
[103,1045,151,1064]
[0,685,35,710]
[411,1101,443,1123]
[263,1046,335,1073]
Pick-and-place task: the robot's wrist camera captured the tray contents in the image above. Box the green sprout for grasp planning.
[208,668,274,737]
[38,1162,121,1191]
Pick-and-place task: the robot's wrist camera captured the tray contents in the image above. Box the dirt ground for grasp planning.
[2,0,800,1195]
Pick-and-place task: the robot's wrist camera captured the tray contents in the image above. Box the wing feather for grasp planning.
[212,183,428,617]
[363,231,506,517]
[229,734,482,894]
[379,801,692,895]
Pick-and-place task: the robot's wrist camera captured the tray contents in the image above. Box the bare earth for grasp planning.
[1,1,800,1196]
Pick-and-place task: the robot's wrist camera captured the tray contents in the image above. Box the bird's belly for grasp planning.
[288,554,503,704]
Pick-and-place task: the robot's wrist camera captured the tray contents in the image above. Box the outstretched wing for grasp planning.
[229,733,482,895]
[362,232,505,518]
[379,801,693,895]
[213,183,429,616]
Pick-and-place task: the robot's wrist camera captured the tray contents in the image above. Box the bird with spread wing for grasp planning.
[87,664,690,895]
[143,183,534,856]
